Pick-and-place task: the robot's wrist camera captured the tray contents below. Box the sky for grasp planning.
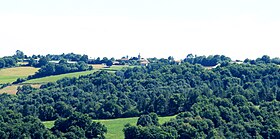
[0,0,279,60]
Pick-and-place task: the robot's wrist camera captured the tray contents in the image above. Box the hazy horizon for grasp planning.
[1,0,279,60]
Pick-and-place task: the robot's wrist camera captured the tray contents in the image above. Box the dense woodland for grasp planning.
[0,57,17,69]
[0,52,280,138]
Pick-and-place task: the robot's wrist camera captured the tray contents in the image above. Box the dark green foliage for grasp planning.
[184,54,231,66]
[14,50,25,59]
[0,110,55,139]
[137,113,159,127]
[52,112,107,138]
[38,105,57,121]
[88,57,114,65]
[37,56,49,67]
[80,54,89,63]
[85,121,107,139]
[137,115,154,126]
[12,77,27,84]
[46,53,82,61]
[245,55,280,65]
[0,56,17,69]
[0,58,5,68]
[27,61,91,79]
[106,60,113,67]
[124,124,178,139]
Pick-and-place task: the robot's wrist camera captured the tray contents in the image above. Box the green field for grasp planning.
[101,65,132,71]
[24,65,131,84]
[24,70,99,84]
[0,67,39,84]
[42,115,176,139]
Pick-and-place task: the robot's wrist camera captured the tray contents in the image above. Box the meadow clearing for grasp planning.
[0,67,39,84]
[43,115,176,139]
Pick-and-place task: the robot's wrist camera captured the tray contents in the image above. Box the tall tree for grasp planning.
[0,59,5,68]
[15,50,24,59]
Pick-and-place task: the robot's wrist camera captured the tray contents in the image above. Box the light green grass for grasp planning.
[24,70,99,84]
[96,115,176,139]
[42,115,176,139]
[107,65,131,70]
[100,65,134,72]
[94,117,138,139]
[0,67,39,84]
[24,65,131,84]
[42,121,55,129]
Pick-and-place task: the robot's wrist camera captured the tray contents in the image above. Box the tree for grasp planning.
[101,57,109,64]
[0,59,5,68]
[123,124,140,139]
[271,57,280,64]
[3,57,16,67]
[59,59,68,64]
[44,63,56,75]
[15,50,24,59]
[260,55,271,63]
[52,112,107,138]
[106,60,113,67]
[54,101,74,118]
[148,113,159,126]
[85,122,107,139]
[38,105,57,121]
[77,61,89,71]
[168,56,174,61]
[137,115,153,126]
[154,94,167,115]
[37,57,49,67]
[28,58,37,66]
[187,54,194,59]
[80,55,89,63]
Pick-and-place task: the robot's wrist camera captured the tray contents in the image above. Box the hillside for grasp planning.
[0,56,280,138]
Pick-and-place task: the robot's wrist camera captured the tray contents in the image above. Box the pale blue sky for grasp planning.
[0,0,279,60]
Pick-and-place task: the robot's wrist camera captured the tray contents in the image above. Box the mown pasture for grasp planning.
[0,67,39,84]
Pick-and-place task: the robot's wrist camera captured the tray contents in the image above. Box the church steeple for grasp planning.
[138,53,141,60]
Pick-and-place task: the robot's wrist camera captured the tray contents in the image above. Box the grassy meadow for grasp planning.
[43,115,176,139]
[24,70,99,84]
[24,65,131,84]
[101,65,131,71]
[0,67,39,84]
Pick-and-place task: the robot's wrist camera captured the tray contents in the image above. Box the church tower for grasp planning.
[138,53,141,60]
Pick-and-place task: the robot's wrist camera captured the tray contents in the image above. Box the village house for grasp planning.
[175,60,182,65]
[138,53,150,66]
